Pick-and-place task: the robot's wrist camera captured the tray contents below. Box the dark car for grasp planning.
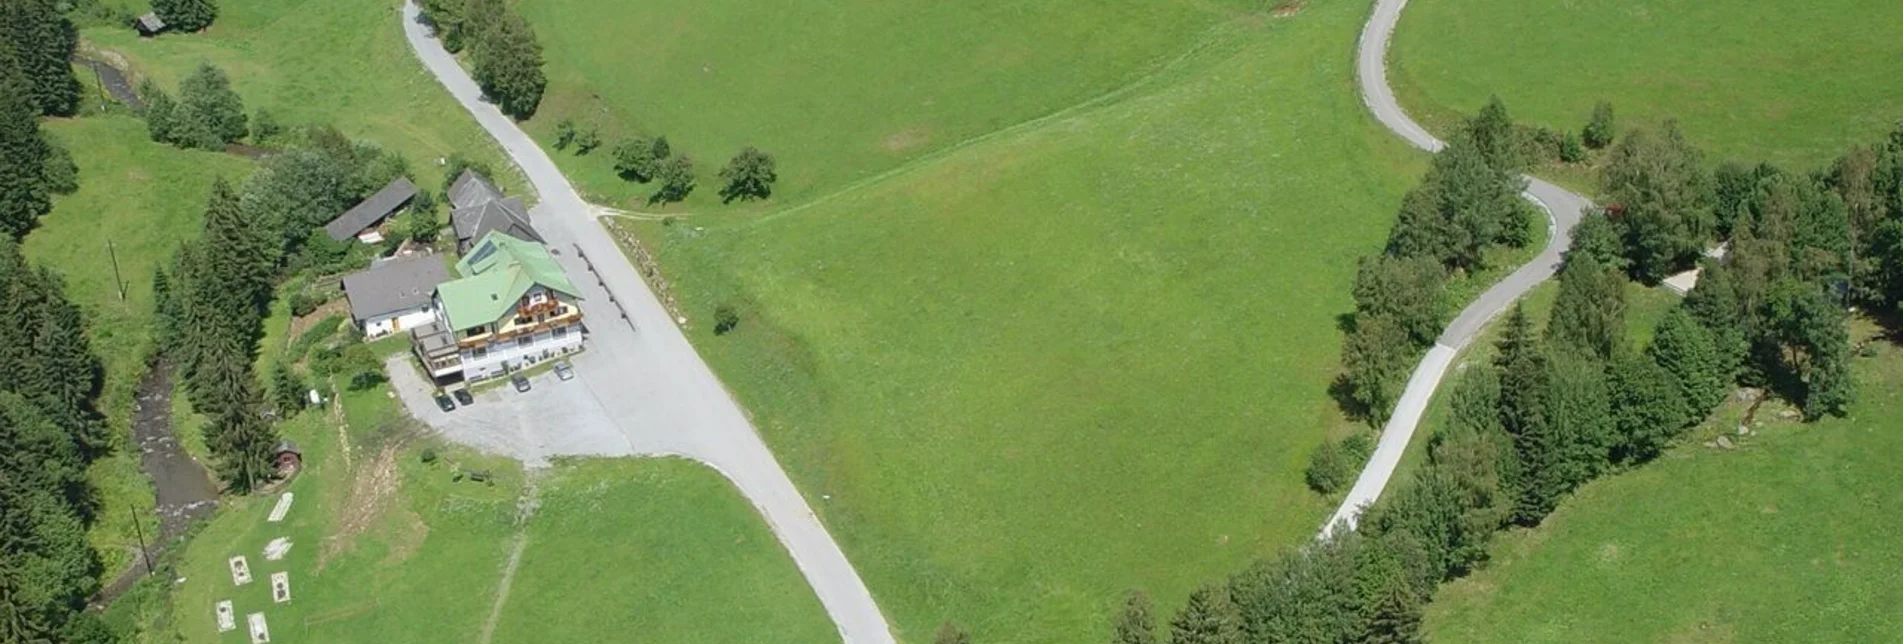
[452,389,474,406]
[433,392,456,412]
[511,374,531,393]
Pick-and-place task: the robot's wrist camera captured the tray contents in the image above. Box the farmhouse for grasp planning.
[340,255,451,339]
[323,177,418,244]
[411,231,584,382]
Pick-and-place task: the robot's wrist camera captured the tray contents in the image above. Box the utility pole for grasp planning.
[107,239,127,300]
[130,508,153,577]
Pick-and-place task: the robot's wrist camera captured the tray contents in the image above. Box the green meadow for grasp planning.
[84,0,515,193]
[514,0,1264,209]
[612,0,1429,639]
[1388,0,1903,169]
[1425,331,1903,643]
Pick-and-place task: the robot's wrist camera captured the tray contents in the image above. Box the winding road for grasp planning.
[1323,0,1595,535]
[398,4,896,643]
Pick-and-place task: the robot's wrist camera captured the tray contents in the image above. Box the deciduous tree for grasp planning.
[718,146,778,202]
[1603,123,1715,281]
[652,154,696,204]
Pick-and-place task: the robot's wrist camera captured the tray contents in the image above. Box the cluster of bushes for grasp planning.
[141,63,248,150]
[421,0,546,118]
[604,131,777,205]
[0,0,83,238]
[152,0,218,32]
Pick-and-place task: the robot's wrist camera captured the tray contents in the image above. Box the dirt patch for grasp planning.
[1270,0,1306,17]
[882,128,931,153]
[317,436,408,571]
[284,300,350,349]
[380,508,430,566]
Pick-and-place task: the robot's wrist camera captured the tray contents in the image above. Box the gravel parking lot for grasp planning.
[387,355,635,467]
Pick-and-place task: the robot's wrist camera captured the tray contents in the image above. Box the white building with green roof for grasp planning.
[410,231,585,382]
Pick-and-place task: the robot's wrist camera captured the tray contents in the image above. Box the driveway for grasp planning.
[395,4,895,642]
[1324,0,1595,536]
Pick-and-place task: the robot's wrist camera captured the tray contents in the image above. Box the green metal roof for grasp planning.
[437,232,581,331]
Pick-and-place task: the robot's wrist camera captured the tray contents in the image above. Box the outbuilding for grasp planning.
[135,13,166,36]
[341,255,452,339]
[324,177,419,244]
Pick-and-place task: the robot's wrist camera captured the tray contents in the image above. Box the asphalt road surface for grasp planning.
[397,4,895,642]
[1324,0,1594,536]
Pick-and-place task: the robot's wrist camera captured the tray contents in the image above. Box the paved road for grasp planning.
[1323,0,1595,536]
[397,5,895,642]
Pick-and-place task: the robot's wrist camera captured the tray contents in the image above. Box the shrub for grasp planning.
[1559,131,1585,163]
[574,126,601,155]
[713,304,739,335]
[1306,439,1353,494]
[613,137,656,182]
[420,448,439,464]
[553,118,576,150]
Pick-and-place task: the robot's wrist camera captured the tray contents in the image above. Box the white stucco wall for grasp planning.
[459,323,585,381]
[363,307,439,340]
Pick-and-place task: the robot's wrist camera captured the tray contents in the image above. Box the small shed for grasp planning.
[135,13,166,37]
[272,440,303,475]
[324,177,420,243]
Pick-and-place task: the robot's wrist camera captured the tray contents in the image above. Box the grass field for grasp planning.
[491,459,836,644]
[1388,0,1903,170]
[1425,329,1903,643]
[84,0,515,194]
[610,0,1429,639]
[514,0,1261,210]
[31,114,256,571]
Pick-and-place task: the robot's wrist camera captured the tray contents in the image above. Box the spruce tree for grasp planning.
[1361,580,1423,644]
[1682,259,1747,371]
[0,47,51,239]
[1342,313,1413,424]
[1543,349,1615,490]
[152,0,218,32]
[1547,251,1627,359]
[270,362,305,417]
[1,0,81,117]
[1352,254,1449,347]
[202,365,276,493]
[1169,584,1241,644]
[1648,307,1728,425]
[1462,96,1524,173]
[1564,213,1629,273]
[472,12,546,119]
[1112,591,1159,644]
[141,79,178,144]
[1582,101,1615,149]
[1607,351,1683,464]
[176,63,247,149]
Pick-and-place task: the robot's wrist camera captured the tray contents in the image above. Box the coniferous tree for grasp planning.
[1170,584,1241,644]
[0,48,51,239]
[1352,254,1449,347]
[1682,259,1748,372]
[1342,313,1413,424]
[174,63,247,149]
[270,362,305,417]
[1462,96,1524,173]
[1582,101,1615,149]
[1547,251,1627,359]
[1607,351,1684,464]
[1113,591,1159,644]
[152,0,218,32]
[201,361,275,492]
[1,0,81,117]
[141,79,178,144]
[472,12,546,119]
[1542,349,1615,489]
[1649,307,1729,425]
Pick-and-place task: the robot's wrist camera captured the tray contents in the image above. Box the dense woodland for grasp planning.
[0,2,115,640]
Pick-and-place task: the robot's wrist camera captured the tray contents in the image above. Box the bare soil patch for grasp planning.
[882,128,931,153]
[317,435,410,571]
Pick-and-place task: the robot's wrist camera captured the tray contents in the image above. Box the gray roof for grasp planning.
[340,255,451,322]
[325,177,418,241]
[448,169,503,211]
[136,13,165,32]
[452,197,541,248]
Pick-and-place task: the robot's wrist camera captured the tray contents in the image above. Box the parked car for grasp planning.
[511,374,531,393]
[554,360,574,381]
[452,389,474,406]
[433,392,456,412]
